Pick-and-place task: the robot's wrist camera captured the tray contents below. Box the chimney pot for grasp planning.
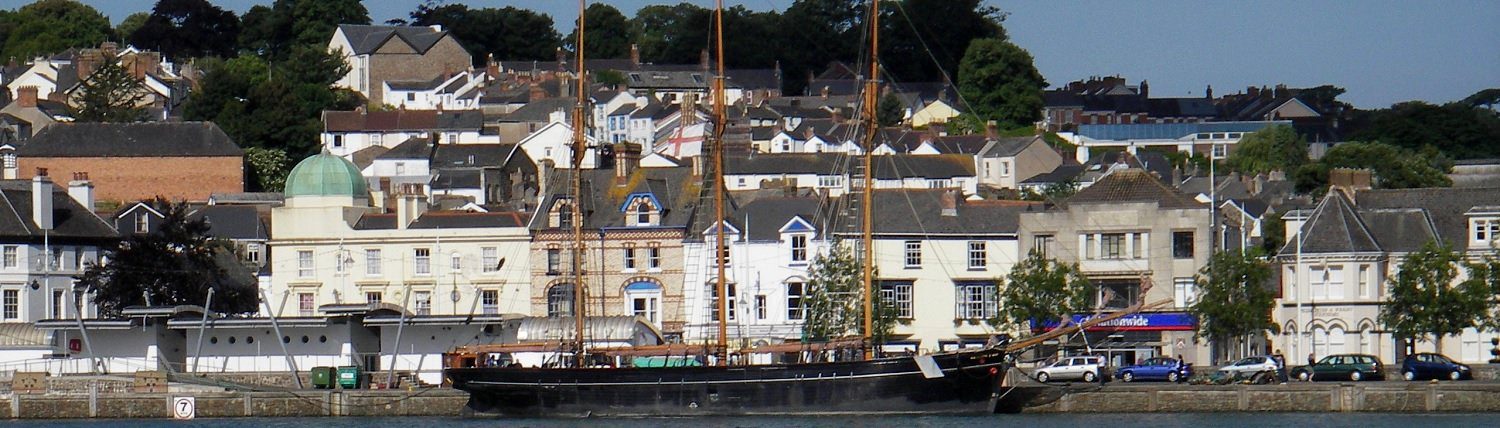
[16,86,37,108]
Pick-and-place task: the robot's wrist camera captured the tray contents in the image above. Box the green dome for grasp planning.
[284,154,369,199]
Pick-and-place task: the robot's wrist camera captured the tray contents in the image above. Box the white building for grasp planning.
[1060,121,1290,164]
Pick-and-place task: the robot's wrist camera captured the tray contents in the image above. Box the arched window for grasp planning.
[624,281,662,324]
[1329,326,1346,354]
[556,202,573,228]
[636,202,651,225]
[546,283,575,317]
[1360,327,1373,355]
[1312,326,1328,360]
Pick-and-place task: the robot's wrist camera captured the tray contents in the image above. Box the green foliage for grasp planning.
[1190,249,1279,346]
[78,199,259,317]
[991,250,1091,331]
[800,241,891,343]
[1464,255,1500,331]
[244,147,291,192]
[957,38,1045,129]
[128,0,241,59]
[0,0,112,61]
[631,3,713,66]
[775,0,860,95]
[68,53,148,123]
[1293,141,1451,192]
[565,3,631,60]
[1227,125,1308,175]
[1380,242,1490,347]
[184,48,353,161]
[595,69,626,86]
[881,0,1007,85]
[116,12,150,40]
[406,2,559,64]
[1260,212,1286,255]
[1347,100,1500,160]
[1462,88,1500,110]
[238,0,368,60]
[877,92,904,126]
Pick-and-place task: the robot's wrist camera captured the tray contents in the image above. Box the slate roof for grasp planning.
[980,136,1042,158]
[724,69,781,91]
[862,189,1034,235]
[1147,97,1218,118]
[18,122,242,157]
[0,180,116,241]
[188,205,267,241]
[500,98,574,123]
[431,168,481,189]
[323,110,483,132]
[337,25,451,55]
[729,194,823,241]
[1356,187,1500,249]
[1021,161,1086,185]
[531,167,696,231]
[1358,208,1438,253]
[409,211,529,228]
[624,70,710,90]
[1075,121,1289,140]
[724,153,973,179]
[1064,169,1203,209]
[1279,191,1381,255]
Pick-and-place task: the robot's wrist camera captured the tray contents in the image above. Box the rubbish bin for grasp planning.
[310,366,335,389]
[337,366,363,389]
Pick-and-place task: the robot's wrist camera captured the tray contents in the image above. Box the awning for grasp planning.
[0,322,51,347]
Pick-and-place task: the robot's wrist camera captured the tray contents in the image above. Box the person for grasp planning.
[1272,350,1288,384]
[1307,353,1316,367]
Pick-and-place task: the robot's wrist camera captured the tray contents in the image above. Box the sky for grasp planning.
[3,0,1495,108]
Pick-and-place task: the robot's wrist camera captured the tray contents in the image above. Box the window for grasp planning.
[414,248,431,275]
[1097,279,1141,310]
[790,234,808,264]
[414,291,432,315]
[546,249,561,275]
[623,245,637,270]
[2,289,17,319]
[1329,326,1346,354]
[786,282,805,320]
[927,179,953,189]
[365,249,382,276]
[648,245,662,270]
[246,243,262,264]
[1000,161,1011,177]
[1100,233,1126,260]
[1172,231,1194,259]
[817,175,843,188]
[967,241,987,269]
[1311,266,1344,300]
[954,282,997,320]
[636,203,651,225]
[481,247,499,272]
[135,213,149,233]
[1473,219,1500,243]
[365,291,382,304]
[904,241,922,268]
[334,250,348,274]
[880,281,914,318]
[394,162,405,175]
[2,246,15,268]
[49,248,61,270]
[715,243,731,267]
[481,289,500,315]
[1358,265,1371,298]
[755,295,767,320]
[625,282,662,323]
[557,203,573,228]
[1173,277,1197,308]
[450,253,462,272]
[297,250,314,278]
[52,289,64,319]
[332,134,344,148]
[1033,235,1054,257]
[73,247,83,270]
[1083,234,1096,259]
[547,284,574,317]
[709,283,737,321]
[298,293,314,316]
[1211,144,1226,158]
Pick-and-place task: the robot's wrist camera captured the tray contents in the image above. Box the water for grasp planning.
[7,414,1497,428]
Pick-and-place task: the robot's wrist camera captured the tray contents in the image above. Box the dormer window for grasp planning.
[552,199,575,228]
[636,203,650,225]
[622,195,659,227]
[1473,218,1500,244]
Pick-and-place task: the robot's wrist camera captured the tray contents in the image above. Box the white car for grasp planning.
[1218,355,1280,378]
[1034,355,1109,383]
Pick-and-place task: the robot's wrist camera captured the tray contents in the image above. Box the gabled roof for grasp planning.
[500,98,574,123]
[1064,169,1202,209]
[1356,187,1500,248]
[980,136,1043,158]
[323,109,483,132]
[0,180,116,240]
[336,24,453,56]
[18,122,242,157]
[1279,191,1381,255]
[734,195,822,241]
[863,189,1034,235]
[531,167,696,231]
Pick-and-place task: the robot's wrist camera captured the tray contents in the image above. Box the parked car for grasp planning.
[1117,357,1192,382]
[1401,353,1472,381]
[1035,355,1110,383]
[1291,354,1385,382]
[1217,355,1282,383]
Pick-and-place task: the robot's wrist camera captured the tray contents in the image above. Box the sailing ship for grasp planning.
[442,0,1049,416]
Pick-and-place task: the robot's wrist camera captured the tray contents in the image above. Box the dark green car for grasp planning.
[1291,354,1386,381]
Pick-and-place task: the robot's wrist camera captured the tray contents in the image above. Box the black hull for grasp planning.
[446,348,1036,416]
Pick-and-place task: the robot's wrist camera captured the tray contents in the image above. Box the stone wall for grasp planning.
[5,390,469,419]
[1025,383,1500,413]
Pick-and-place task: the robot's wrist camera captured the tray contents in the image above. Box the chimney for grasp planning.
[101,42,118,58]
[528,83,547,102]
[394,183,428,229]
[630,44,640,67]
[939,189,960,217]
[17,86,37,108]
[1328,168,1373,196]
[984,120,999,139]
[32,168,53,230]
[1205,85,1214,100]
[68,172,93,212]
[1139,79,1149,98]
[613,142,641,183]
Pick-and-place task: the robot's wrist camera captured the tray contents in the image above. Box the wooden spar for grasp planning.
[1002,298,1174,354]
[712,0,730,365]
[569,0,589,368]
[748,337,865,354]
[859,0,881,359]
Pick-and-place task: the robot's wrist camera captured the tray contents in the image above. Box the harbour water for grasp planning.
[6,414,1497,428]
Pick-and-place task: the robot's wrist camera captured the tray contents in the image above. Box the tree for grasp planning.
[238,0,369,60]
[800,241,892,344]
[116,12,150,40]
[406,2,559,64]
[564,3,631,60]
[1227,125,1308,175]
[68,53,148,122]
[1190,249,1279,361]
[630,3,713,65]
[882,0,1006,84]
[957,38,1045,129]
[1294,141,1451,192]
[1,0,113,61]
[184,48,356,165]
[1380,242,1490,351]
[244,147,291,192]
[1347,100,1500,160]
[128,0,242,60]
[1464,255,1500,334]
[876,92,904,126]
[773,0,861,95]
[1462,88,1500,110]
[991,250,1091,332]
[78,199,259,317]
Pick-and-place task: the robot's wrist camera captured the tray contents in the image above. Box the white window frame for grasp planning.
[904,241,921,268]
[481,247,499,273]
[481,289,500,315]
[297,250,314,278]
[365,249,382,276]
[414,248,431,276]
[789,234,808,264]
[967,241,987,270]
[1173,277,1197,308]
[414,290,432,315]
[880,282,914,319]
[954,282,997,320]
[2,246,15,269]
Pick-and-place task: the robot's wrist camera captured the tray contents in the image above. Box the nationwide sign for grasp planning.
[1031,312,1196,332]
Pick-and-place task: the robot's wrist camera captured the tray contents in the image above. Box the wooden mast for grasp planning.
[712,0,730,365]
[570,0,589,368]
[859,0,880,360]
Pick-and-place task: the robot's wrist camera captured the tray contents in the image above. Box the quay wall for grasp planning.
[3,389,469,419]
[1026,383,1500,413]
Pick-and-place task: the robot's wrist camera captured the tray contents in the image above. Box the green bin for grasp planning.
[337,366,363,389]
[310,366,335,389]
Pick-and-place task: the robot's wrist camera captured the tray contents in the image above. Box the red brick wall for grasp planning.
[19,156,244,203]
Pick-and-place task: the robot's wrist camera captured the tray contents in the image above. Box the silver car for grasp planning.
[1218,355,1280,377]
[1034,355,1108,383]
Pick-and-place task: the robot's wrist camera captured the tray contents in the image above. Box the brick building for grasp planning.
[328,25,473,106]
[15,122,244,203]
